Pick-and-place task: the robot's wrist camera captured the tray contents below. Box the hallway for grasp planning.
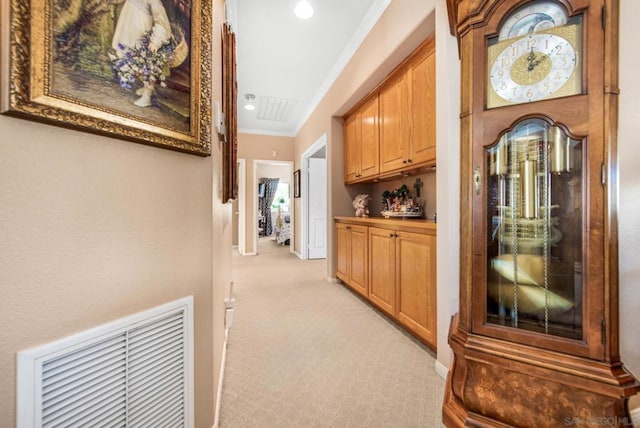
[219,238,444,427]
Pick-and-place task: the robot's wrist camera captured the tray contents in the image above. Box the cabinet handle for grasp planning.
[346,226,351,230]
[403,160,407,164]
[407,159,413,163]
[389,233,395,237]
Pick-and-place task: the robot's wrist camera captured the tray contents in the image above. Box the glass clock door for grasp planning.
[486,118,583,339]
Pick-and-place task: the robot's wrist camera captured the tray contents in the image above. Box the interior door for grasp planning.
[307,157,327,259]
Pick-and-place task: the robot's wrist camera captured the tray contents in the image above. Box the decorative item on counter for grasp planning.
[413,178,423,197]
[352,194,370,217]
[381,184,423,218]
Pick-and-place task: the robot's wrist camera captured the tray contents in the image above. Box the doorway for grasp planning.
[301,133,328,260]
[253,160,294,255]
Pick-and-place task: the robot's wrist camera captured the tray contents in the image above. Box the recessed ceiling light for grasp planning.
[294,0,313,19]
[244,93,256,110]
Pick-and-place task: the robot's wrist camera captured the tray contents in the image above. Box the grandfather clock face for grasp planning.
[487,1,583,108]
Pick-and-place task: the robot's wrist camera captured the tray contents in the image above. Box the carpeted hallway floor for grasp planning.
[219,237,444,427]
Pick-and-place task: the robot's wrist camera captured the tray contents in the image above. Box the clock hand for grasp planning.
[527,48,537,66]
[527,50,548,72]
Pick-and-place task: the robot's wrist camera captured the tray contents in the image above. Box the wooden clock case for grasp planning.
[443,0,640,426]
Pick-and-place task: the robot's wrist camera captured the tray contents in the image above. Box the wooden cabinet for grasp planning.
[343,96,379,184]
[396,230,436,347]
[368,227,396,316]
[336,218,437,350]
[343,37,435,183]
[379,41,436,174]
[409,49,436,166]
[343,114,360,183]
[336,222,368,298]
[379,72,411,173]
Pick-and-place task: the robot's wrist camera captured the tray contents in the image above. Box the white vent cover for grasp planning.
[257,96,291,122]
[17,296,194,428]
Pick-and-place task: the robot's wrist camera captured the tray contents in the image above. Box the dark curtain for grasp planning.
[259,178,279,236]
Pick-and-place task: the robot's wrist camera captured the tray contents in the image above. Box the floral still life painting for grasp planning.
[2,0,211,155]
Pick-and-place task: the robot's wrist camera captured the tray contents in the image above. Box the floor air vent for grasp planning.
[18,297,194,428]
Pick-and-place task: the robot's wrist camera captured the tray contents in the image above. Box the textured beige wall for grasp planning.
[237,133,294,254]
[0,1,229,426]
[0,119,216,426]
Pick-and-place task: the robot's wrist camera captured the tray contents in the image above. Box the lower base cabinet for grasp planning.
[396,230,436,347]
[336,223,368,298]
[336,219,437,350]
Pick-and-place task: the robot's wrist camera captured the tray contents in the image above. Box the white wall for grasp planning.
[434,0,460,372]
[618,0,640,409]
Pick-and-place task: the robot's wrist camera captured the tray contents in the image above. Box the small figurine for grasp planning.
[352,194,370,217]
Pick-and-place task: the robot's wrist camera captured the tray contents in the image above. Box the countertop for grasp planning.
[335,216,437,234]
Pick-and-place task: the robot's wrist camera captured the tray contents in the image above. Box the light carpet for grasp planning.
[219,238,444,427]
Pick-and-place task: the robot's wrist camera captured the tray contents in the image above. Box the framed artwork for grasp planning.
[293,169,301,198]
[221,22,237,202]
[1,0,212,156]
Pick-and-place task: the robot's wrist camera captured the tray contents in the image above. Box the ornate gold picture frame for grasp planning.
[1,0,212,156]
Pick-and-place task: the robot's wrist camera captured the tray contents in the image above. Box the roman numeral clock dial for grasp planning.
[486,1,582,108]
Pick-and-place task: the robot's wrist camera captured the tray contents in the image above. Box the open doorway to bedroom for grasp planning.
[254,160,294,255]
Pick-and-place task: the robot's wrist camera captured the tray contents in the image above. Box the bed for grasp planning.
[275,211,291,245]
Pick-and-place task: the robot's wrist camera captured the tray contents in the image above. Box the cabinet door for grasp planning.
[336,223,350,281]
[396,231,437,348]
[410,51,435,165]
[359,96,380,179]
[379,71,410,173]
[368,227,396,316]
[349,225,369,297]
[343,114,360,183]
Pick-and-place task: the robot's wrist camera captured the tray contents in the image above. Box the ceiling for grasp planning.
[228,0,389,137]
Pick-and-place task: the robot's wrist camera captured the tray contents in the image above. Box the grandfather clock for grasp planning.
[443,0,639,426]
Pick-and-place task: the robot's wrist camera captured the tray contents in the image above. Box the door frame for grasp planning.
[252,159,294,255]
[301,133,328,260]
[237,158,246,255]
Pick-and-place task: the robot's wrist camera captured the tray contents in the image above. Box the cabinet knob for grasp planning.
[407,159,413,163]
[346,226,352,229]
[403,160,407,164]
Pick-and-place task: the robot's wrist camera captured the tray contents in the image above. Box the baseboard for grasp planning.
[294,250,303,259]
[243,251,257,256]
[213,335,228,428]
[326,276,340,284]
[630,406,640,426]
[435,359,449,380]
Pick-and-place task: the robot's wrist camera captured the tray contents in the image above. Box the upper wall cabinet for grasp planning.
[409,47,436,166]
[380,41,436,174]
[343,37,435,184]
[379,71,411,173]
[344,96,380,184]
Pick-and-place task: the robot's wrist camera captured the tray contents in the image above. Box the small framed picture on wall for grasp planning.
[293,169,301,198]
